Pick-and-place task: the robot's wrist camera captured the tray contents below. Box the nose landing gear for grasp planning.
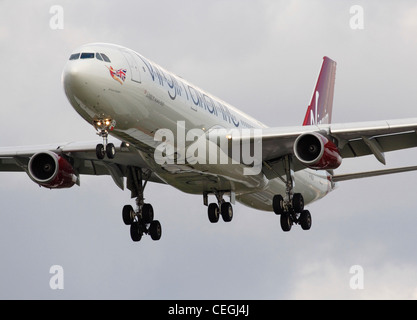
[93,118,116,159]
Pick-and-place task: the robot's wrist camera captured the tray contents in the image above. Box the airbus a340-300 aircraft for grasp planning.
[2,43,417,243]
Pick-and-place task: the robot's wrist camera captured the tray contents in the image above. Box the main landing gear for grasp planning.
[93,118,116,160]
[272,155,312,232]
[204,191,234,223]
[122,168,162,242]
[273,193,312,232]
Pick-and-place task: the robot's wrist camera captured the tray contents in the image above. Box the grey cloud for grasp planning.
[0,0,417,299]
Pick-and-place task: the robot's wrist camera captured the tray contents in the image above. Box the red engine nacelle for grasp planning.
[28,152,78,189]
[294,132,342,170]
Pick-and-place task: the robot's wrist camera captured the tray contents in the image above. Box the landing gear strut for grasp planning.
[204,191,234,223]
[272,155,312,232]
[93,118,116,160]
[122,168,162,242]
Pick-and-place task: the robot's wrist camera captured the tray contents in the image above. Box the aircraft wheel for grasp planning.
[292,193,304,213]
[280,213,292,232]
[122,205,135,225]
[130,222,143,242]
[208,203,220,223]
[300,210,312,230]
[106,143,116,159]
[221,202,233,222]
[96,144,105,160]
[149,220,162,241]
[142,203,154,224]
[273,195,284,215]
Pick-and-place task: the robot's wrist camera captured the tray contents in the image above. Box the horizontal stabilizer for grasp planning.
[332,165,417,182]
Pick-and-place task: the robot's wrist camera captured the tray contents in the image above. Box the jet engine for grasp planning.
[294,132,342,170]
[28,151,78,189]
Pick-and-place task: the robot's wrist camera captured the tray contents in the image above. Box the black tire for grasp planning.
[130,222,142,242]
[149,220,162,241]
[122,205,135,225]
[208,203,219,223]
[292,193,304,213]
[280,213,292,232]
[221,202,233,222]
[106,143,116,159]
[142,203,154,224]
[96,144,105,160]
[300,210,312,230]
[273,195,284,215]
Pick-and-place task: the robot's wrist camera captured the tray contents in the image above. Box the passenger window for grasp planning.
[80,52,94,59]
[101,53,111,63]
[69,53,80,60]
[96,53,103,61]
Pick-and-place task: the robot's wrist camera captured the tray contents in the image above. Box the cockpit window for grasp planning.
[100,53,111,63]
[71,52,111,62]
[69,53,80,60]
[80,52,95,59]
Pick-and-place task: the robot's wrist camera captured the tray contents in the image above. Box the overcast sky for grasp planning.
[1,0,417,299]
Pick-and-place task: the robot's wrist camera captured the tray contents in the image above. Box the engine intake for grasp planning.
[294,132,342,170]
[28,152,78,189]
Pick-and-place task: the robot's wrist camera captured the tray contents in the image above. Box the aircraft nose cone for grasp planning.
[62,62,87,92]
[62,60,103,104]
[62,60,102,120]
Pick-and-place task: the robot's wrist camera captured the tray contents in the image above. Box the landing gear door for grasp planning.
[122,51,141,83]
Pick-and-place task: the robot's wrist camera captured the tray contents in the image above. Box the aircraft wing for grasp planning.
[0,140,165,193]
[262,117,417,161]
[2,117,417,190]
[257,117,417,178]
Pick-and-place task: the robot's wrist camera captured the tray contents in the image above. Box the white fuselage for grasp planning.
[62,43,333,211]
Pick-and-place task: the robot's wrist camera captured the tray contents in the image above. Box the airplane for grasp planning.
[2,42,417,243]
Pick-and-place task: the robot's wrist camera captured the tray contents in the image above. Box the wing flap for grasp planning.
[340,131,417,159]
[0,158,25,172]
